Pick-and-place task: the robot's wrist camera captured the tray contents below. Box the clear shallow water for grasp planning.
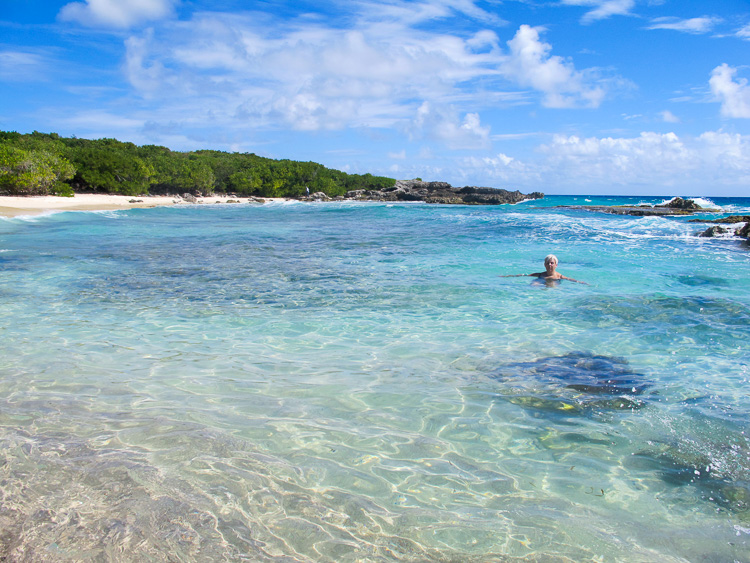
[1,196,749,561]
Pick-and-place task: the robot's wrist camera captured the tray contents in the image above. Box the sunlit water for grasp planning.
[1,196,749,562]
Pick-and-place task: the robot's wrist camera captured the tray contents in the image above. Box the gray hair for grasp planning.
[544,254,558,266]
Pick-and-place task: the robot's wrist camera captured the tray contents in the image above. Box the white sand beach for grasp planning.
[0,194,279,217]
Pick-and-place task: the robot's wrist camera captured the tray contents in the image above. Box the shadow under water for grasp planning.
[628,410,750,520]
[494,352,652,416]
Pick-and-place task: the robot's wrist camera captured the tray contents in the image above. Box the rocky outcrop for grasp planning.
[303,191,332,201]
[556,205,699,216]
[690,215,750,243]
[345,180,543,205]
[688,215,750,224]
[656,197,703,210]
[556,197,720,217]
[698,226,729,237]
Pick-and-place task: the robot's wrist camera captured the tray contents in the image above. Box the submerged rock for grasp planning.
[509,352,650,394]
[630,412,750,518]
[496,352,651,415]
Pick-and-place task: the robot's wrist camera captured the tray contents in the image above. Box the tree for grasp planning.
[65,139,155,195]
[0,144,74,195]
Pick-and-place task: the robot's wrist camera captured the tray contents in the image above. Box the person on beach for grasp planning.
[500,254,587,285]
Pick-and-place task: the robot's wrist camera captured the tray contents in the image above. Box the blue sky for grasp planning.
[1,0,749,195]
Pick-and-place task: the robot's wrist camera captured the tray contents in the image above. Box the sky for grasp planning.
[1,0,749,196]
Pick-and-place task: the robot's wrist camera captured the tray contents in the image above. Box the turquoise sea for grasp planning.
[1,195,750,562]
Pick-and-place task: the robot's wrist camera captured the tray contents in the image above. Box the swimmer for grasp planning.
[500,254,587,285]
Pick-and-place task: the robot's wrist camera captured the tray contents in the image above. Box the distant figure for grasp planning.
[500,254,587,285]
[306,186,310,196]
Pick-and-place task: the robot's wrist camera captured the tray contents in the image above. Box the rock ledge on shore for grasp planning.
[553,197,719,217]
[689,215,750,243]
[342,180,543,205]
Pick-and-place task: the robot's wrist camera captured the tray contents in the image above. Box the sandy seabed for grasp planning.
[0,194,285,217]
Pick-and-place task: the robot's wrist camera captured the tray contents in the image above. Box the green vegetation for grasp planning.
[0,131,395,198]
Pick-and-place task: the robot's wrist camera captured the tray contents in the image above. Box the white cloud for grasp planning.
[59,0,177,29]
[660,110,679,123]
[122,12,511,134]
[452,130,750,191]
[0,50,46,81]
[411,102,491,149]
[500,25,606,108]
[124,32,168,95]
[737,24,750,40]
[709,64,750,118]
[113,8,618,144]
[354,0,506,27]
[647,16,721,34]
[461,151,539,184]
[559,0,635,24]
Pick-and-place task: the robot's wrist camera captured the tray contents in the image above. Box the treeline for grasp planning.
[0,131,395,198]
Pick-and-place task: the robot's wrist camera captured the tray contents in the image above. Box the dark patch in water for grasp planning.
[673,274,730,287]
[629,412,750,518]
[495,352,651,415]
[507,352,650,395]
[565,295,750,328]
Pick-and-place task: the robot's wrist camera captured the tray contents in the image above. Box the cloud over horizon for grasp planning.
[458,130,750,190]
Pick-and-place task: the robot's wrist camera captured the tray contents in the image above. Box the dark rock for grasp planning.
[182,193,198,203]
[656,197,702,210]
[689,215,750,244]
[688,215,750,224]
[554,205,698,216]
[345,179,542,205]
[698,226,728,237]
[308,191,331,201]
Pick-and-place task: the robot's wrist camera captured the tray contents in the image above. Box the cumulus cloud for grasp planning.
[559,0,635,24]
[709,64,750,118]
[455,130,750,190]
[411,102,491,149]
[122,11,512,135]
[59,0,177,28]
[114,6,618,146]
[500,25,606,108]
[647,16,721,34]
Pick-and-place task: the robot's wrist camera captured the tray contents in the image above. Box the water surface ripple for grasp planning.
[1,198,749,561]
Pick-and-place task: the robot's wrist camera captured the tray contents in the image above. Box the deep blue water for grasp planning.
[1,195,749,561]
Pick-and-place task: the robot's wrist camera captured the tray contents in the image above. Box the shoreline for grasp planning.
[0,194,289,217]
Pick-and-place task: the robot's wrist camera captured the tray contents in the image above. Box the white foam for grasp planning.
[686,197,719,209]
